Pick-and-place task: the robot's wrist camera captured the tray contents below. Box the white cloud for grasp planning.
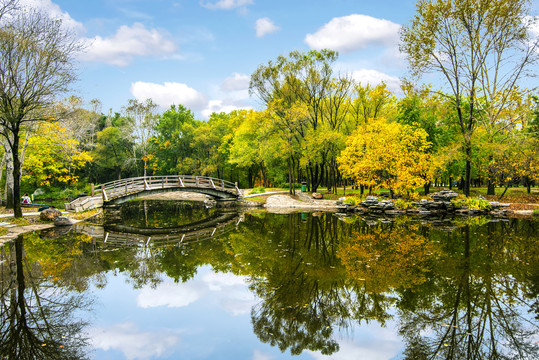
[255,17,279,37]
[89,322,180,360]
[201,99,252,119]
[19,0,85,34]
[200,0,253,10]
[131,81,208,111]
[351,69,401,93]
[82,23,177,67]
[221,73,250,92]
[305,14,400,53]
[137,282,206,308]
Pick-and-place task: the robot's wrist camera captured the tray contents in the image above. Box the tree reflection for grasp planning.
[0,235,91,359]
[8,207,535,359]
[396,222,539,359]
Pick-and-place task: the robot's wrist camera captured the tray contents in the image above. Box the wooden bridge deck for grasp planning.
[65,175,242,211]
[100,175,241,201]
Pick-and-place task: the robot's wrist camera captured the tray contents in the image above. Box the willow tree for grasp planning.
[0,8,81,216]
[400,0,538,196]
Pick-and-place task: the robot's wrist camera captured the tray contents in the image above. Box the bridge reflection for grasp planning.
[74,211,242,249]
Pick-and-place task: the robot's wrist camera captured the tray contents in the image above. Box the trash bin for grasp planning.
[301,182,307,192]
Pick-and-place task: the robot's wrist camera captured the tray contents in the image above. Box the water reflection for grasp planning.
[0,235,92,359]
[0,203,537,359]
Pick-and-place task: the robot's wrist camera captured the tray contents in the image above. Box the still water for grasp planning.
[1,200,538,359]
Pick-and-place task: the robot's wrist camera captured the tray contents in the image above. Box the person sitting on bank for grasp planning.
[21,193,31,204]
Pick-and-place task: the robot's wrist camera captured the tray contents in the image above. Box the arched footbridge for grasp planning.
[65,175,242,212]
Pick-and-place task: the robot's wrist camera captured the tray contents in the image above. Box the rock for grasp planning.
[385,209,405,215]
[54,216,73,226]
[312,192,323,199]
[429,189,459,202]
[490,209,508,217]
[40,208,62,221]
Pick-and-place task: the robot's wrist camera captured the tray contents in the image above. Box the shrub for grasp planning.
[452,197,492,210]
[344,196,361,206]
[249,186,266,195]
[394,198,415,210]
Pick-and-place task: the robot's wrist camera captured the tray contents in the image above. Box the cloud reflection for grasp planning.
[89,322,180,360]
[306,325,402,360]
[137,269,257,315]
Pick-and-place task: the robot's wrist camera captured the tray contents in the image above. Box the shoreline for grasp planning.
[0,193,536,244]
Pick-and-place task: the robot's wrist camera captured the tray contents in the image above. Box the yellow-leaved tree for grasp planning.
[22,122,92,188]
[337,118,434,196]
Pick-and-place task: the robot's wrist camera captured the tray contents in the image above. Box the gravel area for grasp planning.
[265,194,338,212]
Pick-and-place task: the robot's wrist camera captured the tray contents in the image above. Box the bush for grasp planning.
[394,198,415,210]
[452,197,492,210]
[249,186,266,195]
[344,196,361,206]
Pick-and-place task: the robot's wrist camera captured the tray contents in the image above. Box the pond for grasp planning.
[0,200,538,359]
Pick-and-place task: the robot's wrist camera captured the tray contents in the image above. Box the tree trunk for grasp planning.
[0,153,5,202]
[464,144,472,197]
[487,179,495,196]
[4,139,14,209]
[12,130,22,217]
[287,158,293,195]
[424,181,431,196]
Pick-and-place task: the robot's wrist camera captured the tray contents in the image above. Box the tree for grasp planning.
[123,99,158,177]
[338,118,434,196]
[249,49,351,192]
[0,6,81,216]
[22,122,92,189]
[400,0,538,196]
[149,105,197,175]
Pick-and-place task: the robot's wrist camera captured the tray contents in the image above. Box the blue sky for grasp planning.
[21,0,539,119]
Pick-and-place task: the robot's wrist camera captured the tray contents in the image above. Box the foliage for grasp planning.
[343,196,361,206]
[338,118,434,195]
[451,197,492,210]
[394,198,416,210]
[22,122,92,188]
[0,6,82,216]
[249,186,266,195]
[400,0,538,196]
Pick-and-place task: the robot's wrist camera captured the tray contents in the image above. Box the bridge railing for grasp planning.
[99,175,241,201]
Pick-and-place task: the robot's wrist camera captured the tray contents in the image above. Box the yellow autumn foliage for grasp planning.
[337,118,435,195]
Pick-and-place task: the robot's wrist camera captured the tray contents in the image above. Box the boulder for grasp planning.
[54,216,73,226]
[312,192,323,199]
[429,189,459,202]
[40,208,62,221]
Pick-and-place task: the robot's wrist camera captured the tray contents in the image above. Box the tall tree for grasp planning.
[0,7,81,216]
[400,0,538,196]
[123,98,158,177]
[249,49,350,192]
